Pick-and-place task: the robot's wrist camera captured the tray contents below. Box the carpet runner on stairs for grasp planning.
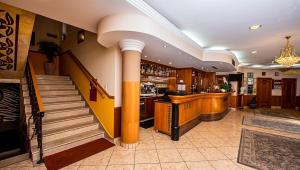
[44,138,114,170]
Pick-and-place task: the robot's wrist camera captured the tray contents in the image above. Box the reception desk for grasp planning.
[154,93,230,140]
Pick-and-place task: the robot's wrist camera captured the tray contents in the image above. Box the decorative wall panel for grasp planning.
[0,83,20,122]
[0,9,19,70]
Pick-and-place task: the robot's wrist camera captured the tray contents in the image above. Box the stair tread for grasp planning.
[44,107,88,114]
[42,114,92,124]
[40,89,77,92]
[41,122,98,137]
[43,100,84,106]
[41,94,80,98]
[31,129,104,153]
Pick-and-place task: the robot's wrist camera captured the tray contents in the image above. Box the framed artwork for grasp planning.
[77,29,85,44]
[273,80,281,89]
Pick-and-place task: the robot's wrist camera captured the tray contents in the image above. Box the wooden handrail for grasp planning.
[28,56,44,112]
[61,50,114,99]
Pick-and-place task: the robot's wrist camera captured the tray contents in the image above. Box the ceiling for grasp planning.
[2,0,299,70]
[144,0,300,65]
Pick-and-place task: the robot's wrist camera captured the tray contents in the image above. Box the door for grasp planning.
[256,78,272,107]
[281,78,296,109]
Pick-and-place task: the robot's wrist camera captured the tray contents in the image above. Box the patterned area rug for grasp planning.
[238,129,300,170]
[255,108,300,120]
[243,116,300,134]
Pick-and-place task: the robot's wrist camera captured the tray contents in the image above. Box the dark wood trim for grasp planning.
[171,103,179,141]
[200,109,230,121]
[297,96,300,107]
[60,50,114,99]
[114,107,121,138]
[271,96,281,106]
[14,14,20,71]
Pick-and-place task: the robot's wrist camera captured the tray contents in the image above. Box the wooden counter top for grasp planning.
[169,93,230,104]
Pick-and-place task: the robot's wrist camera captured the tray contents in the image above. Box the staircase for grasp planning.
[22,75,105,164]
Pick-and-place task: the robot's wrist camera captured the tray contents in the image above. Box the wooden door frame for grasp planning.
[256,78,272,108]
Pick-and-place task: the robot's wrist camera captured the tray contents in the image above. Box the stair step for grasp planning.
[31,129,104,163]
[43,107,89,120]
[38,84,75,91]
[40,90,78,97]
[37,79,72,85]
[41,95,81,103]
[40,114,94,132]
[36,75,70,81]
[24,97,30,105]
[31,122,99,145]
[43,101,85,111]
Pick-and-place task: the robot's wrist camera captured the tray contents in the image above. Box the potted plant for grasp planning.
[221,82,229,92]
[38,41,61,75]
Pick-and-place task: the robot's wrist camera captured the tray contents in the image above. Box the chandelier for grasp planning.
[274,36,300,67]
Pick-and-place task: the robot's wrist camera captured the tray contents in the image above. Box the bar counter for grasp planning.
[154,92,230,140]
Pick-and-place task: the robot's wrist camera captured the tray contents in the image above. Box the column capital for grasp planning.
[119,39,145,53]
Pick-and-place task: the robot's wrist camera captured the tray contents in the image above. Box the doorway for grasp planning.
[256,78,272,108]
[281,78,297,109]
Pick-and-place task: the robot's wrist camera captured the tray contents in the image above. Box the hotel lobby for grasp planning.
[0,0,299,170]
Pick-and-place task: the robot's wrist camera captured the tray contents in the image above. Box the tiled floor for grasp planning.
[2,110,299,170]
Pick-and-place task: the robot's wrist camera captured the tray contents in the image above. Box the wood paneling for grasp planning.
[271,96,281,106]
[177,68,193,93]
[242,95,255,107]
[297,96,300,107]
[228,95,237,108]
[114,107,121,138]
[168,93,229,125]
[256,78,272,107]
[154,102,172,135]
[281,78,296,109]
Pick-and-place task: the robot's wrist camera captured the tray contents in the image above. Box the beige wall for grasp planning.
[61,25,122,107]
[30,15,61,51]
[240,68,300,96]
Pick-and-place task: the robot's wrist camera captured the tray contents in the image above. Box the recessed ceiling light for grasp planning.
[158,59,160,62]
[169,62,172,65]
[144,55,148,58]
[251,50,257,54]
[163,44,167,48]
[249,24,262,30]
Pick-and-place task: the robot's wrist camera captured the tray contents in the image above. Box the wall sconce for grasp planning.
[77,29,85,44]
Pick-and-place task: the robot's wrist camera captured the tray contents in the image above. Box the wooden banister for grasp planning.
[28,57,44,112]
[61,50,114,99]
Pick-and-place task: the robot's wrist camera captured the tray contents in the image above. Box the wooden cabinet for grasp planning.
[140,97,160,120]
[154,102,172,135]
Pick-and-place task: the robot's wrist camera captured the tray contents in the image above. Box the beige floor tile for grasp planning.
[134,164,161,170]
[209,160,240,170]
[134,150,159,164]
[60,165,80,170]
[156,149,183,163]
[136,140,156,150]
[78,165,106,170]
[160,162,188,170]
[198,147,228,160]
[217,146,239,159]
[177,149,206,161]
[231,159,257,170]
[173,139,195,149]
[106,164,134,170]
[155,140,176,149]
[185,161,215,170]
[189,138,213,148]
[6,160,33,167]
[109,150,135,165]
[152,132,170,140]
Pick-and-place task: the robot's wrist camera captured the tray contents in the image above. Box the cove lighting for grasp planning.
[251,64,264,68]
[249,24,262,30]
[206,46,229,51]
[181,30,205,47]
